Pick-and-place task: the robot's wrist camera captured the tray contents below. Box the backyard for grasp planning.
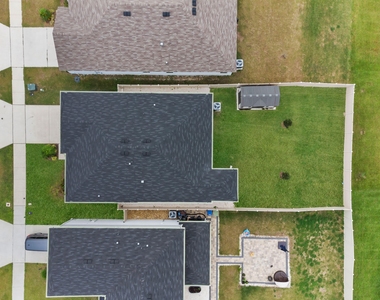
[218,211,344,300]
[25,263,96,300]
[0,145,13,223]
[26,144,122,225]
[213,87,345,208]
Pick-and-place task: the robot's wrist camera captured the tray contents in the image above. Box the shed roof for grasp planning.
[53,0,237,73]
[239,86,280,108]
[60,92,238,203]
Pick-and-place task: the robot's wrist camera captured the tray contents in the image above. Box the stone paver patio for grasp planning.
[210,216,290,299]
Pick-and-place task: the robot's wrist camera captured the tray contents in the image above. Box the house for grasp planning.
[53,0,237,76]
[238,85,280,110]
[60,92,238,203]
[47,219,211,299]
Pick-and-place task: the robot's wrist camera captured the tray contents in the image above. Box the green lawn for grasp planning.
[0,0,10,26]
[302,0,352,82]
[219,211,344,300]
[22,0,60,27]
[0,68,12,104]
[26,144,122,225]
[25,264,96,300]
[24,68,230,105]
[0,264,12,300]
[351,0,380,298]
[213,87,345,208]
[0,145,13,223]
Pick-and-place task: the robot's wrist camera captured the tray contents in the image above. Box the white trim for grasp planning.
[68,70,232,76]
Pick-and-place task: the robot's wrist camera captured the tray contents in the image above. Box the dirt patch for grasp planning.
[126,210,169,219]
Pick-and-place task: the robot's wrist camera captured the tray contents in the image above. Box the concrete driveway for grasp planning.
[23,28,58,67]
[0,100,13,149]
[0,24,10,71]
[25,225,54,263]
[25,105,60,144]
[0,220,13,267]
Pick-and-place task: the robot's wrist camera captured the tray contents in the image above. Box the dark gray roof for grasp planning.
[47,227,184,300]
[239,86,280,108]
[53,0,237,73]
[61,92,238,203]
[180,221,210,285]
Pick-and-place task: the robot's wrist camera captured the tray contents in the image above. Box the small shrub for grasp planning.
[41,268,46,279]
[41,144,57,159]
[281,172,290,180]
[39,8,52,22]
[283,119,292,128]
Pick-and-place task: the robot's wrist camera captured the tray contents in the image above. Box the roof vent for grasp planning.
[192,7,196,15]
[147,293,152,300]
[83,259,92,264]
[142,151,151,157]
[120,151,129,156]
[109,259,119,264]
[143,138,151,143]
[163,12,170,17]
[192,0,196,6]
[123,11,131,16]
[120,138,129,143]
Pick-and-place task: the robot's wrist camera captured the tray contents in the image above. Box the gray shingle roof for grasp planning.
[53,0,237,73]
[239,86,280,108]
[180,221,210,285]
[47,227,184,299]
[61,92,238,203]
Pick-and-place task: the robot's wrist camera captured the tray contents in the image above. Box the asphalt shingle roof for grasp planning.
[239,86,280,108]
[47,227,185,299]
[180,221,210,285]
[53,0,237,73]
[61,92,238,203]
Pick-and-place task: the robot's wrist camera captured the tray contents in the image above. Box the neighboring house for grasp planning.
[238,85,280,110]
[53,0,237,76]
[60,92,238,203]
[47,219,211,299]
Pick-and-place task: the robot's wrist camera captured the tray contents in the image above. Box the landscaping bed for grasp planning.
[22,0,60,27]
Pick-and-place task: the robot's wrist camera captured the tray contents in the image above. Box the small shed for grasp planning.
[238,85,280,110]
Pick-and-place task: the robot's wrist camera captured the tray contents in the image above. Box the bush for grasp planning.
[283,119,293,128]
[41,144,57,159]
[39,8,52,22]
[281,172,290,180]
[41,268,46,279]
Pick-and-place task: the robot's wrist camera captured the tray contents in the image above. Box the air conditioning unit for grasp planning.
[213,102,221,112]
[169,210,177,219]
